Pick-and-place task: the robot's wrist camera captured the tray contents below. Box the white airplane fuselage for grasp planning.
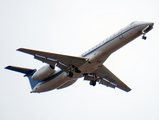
[31,21,154,93]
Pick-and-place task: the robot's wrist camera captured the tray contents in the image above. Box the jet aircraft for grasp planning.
[5,21,154,93]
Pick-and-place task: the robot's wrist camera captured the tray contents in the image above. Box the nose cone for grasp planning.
[144,21,154,26]
[148,22,154,26]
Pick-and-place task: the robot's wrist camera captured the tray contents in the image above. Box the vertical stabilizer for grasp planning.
[5,66,40,90]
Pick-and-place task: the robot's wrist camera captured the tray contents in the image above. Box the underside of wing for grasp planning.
[93,65,131,92]
[17,48,89,73]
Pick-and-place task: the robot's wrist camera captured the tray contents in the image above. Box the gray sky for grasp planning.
[1,0,159,120]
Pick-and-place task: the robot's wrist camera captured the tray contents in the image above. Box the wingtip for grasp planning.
[126,89,132,92]
[4,65,13,70]
[4,66,8,69]
[16,48,24,51]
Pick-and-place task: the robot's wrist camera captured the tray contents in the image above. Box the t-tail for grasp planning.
[5,66,40,91]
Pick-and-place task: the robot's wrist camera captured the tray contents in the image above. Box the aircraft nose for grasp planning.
[149,22,154,26]
[145,22,154,26]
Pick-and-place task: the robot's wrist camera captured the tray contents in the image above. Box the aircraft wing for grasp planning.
[94,65,131,92]
[17,48,88,72]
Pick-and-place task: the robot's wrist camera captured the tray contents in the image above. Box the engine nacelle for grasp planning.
[32,64,55,81]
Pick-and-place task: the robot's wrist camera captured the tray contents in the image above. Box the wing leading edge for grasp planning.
[94,65,131,92]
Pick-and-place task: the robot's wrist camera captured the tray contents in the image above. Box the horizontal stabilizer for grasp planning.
[5,66,35,75]
[5,66,40,90]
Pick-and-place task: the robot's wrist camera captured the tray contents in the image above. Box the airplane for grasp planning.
[5,21,154,93]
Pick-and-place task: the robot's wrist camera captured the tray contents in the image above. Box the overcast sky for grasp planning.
[1,0,159,120]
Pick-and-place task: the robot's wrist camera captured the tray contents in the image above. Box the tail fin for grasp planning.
[5,66,40,90]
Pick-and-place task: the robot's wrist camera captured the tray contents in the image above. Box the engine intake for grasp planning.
[32,64,55,81]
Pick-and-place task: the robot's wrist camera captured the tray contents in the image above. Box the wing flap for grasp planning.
[99,78,116,88]
[34,54,57,66]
